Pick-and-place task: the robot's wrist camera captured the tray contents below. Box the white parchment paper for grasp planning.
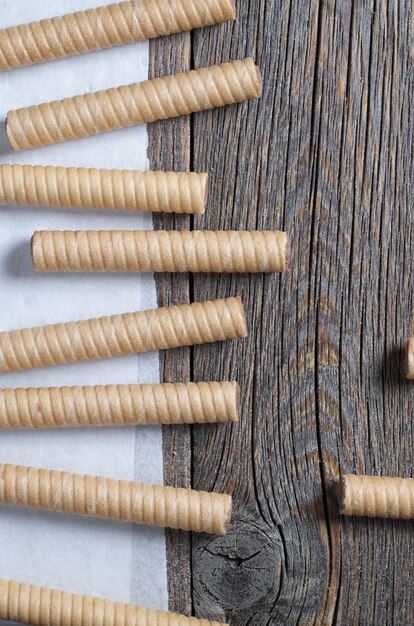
[0,0,168,614]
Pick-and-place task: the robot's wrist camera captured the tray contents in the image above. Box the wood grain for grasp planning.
[151,0,414,623]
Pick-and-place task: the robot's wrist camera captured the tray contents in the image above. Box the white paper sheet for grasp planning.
[0,0,168,615]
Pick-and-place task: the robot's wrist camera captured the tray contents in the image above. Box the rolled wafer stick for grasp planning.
[0,0,236,72]
[6,58,262,151]
[0,579,228,626]
[0,463,232,534]
[0,297,246,372]
[32,230,289,273]
[406,337,414,379]
[0,164,208,214]
[0,381,240,429]
[338,474,414,519]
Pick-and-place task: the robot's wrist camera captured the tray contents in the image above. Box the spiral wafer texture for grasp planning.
[338,474,414,519]
[0,0,236,71]
[0,580,228,626]
[6,58,262,151]
[0,164,208,214]
[0,297,247,372]
[0,463,232,534]
[32,230,289,273]
[405,337,414,379]
[0,381,240,429]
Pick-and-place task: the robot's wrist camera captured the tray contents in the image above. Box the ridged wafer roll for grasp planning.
[32,230,289,273]
[0,164,208,214]
[0,297,247,372]
[0,579,228,626]
[6,58,262,151]
[0,0,236,72]
[406,337,414,379]
[0,381,240,429]
[338,474,414,519]
[0,463,232,534]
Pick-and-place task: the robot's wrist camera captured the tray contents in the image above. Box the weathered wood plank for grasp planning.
[316,1,414,624]
[190,1,328,623]
[151,0,414,623]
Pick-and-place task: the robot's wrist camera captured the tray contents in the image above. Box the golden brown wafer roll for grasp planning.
[0,164,208,214]
[406,337,414,379]
[0,381,240,429]
[7,58,262,151]
[0,297,246,372]
[32,230,289,273]
[0,463,232,534]
[0,579,228,626]
[0,0,236,72]
[338,474,414,519]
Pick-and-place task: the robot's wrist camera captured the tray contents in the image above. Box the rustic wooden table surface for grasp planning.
[150,1,414,624]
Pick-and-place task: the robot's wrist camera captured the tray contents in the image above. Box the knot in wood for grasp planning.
[193,517,282,619]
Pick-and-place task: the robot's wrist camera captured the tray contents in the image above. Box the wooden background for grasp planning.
[150,1,414,624]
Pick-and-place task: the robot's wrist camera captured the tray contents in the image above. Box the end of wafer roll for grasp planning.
[336,474,372,517]
[211,381,240,424]
[216,0,237,23]
[247,57,263,99]
[198,172,209,214]
[336,475,369,517]
[336,476,348,515]
[406,337,414,379]
[30,232,36,270]
[218,493,233,535]
[232,296,248,338]
[233,381,240,422]
[197,381,240,425]
[224,495,233,533]
[281,232,290,271]
[219,0,236,21]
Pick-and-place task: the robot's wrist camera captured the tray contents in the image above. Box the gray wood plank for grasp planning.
[151,0,414,623]
[190,1,328,623]
[317,1,414,624]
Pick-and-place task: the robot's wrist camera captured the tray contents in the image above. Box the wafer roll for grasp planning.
[338,474,414,519]
[0,381,240,429]
[0,463,232,534]
[0,297,246,372]
[6,58,262,151]
[0,579,228,626]
[406,337,414,379]
[0,164,207,214]
[32,230,289,273]
[0,0,236,72]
